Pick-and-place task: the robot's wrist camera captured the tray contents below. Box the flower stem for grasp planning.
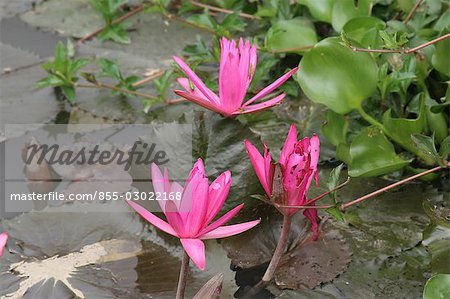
[176,251,190,299]
[262,215,291,283]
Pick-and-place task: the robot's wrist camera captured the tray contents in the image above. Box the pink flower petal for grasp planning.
[205,171,231,224]
[174,90,220,113]
[173,56,220,105]
[245,140,272,197]
[0,232,8,258]
[126,200,178,237]
[279,124,297,167]
[184,177,209,237]
[200,219,260,239]
[219,39,244,112]
[310,134,320,185]
[235,93,285,115]
[151,163,168,212]
[243,67,298,107]
[180,238,206,270]
[199,203,244,237]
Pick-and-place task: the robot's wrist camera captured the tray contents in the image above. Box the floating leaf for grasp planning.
[297,37,378,114]
[348,126,411,177]
[423,274,450,299]
[265,18,318,53]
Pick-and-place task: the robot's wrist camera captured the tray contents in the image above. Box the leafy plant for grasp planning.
[90,0,131,44]
[36,41,89,103]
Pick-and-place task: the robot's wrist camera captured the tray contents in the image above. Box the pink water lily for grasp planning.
[127,159,260,270]
[173,37,298,117]
[0,232,8,258]
[245,125,320,239]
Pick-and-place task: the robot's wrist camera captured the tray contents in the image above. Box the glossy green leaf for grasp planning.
[432,31,450,77]
[298,0,333,23]
[297,37,378,114]
[439,136,450,159]
[265,17,318,53]
[331,0,372,32]
[423,274,450,299]
[382,95,426,154]
[322,110,348,147]
[426,108,448,143]
[35,76,66,88]
[343,17,385,48]
[336,142,351,165]
[62,86,76,103]
[348,126,411,177]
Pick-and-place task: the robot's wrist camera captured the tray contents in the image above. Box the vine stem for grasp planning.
[75,4,145,47]
[348,33,450,54]
[75,82,159,101]
[176,251,190,299]
[189,0,259,20]
[403,0,423,23]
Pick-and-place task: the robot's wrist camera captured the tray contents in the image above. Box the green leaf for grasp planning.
[98,24,130,44]
[322,110,348,147]
[326,206,345,221]
[108,0,127,14]
[439,136,450,159]
[53,41,68,73]
[297,37,378,114]
[186,13,217,31]
[423,274,450,299]
[299,0,333,23]
[265,17,318,53]
[68,58,90,76]
[432,31,450,77]
[62,86,76,103]
[219,13,245,33]
[98,58,123,80]
[342,17,385,48]
[382,94,427,155]
[327,163,344,202]
[423,224,450,274]
[331,0,372,32]
[411,133,441,162]
[154,70,173,100]
[348,126,411,177]
[35,76,66,88]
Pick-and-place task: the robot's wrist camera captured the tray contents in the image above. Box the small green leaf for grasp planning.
[297,37,378,114]
[265,18,318,53]
[98,58,123,80]
[35,76,66,88]
[327,163,344,203]
[154,70,174,99]
[62,86,76,103]
[439,136,450,159]
[326,206,345,222]
[98,24,130,44]
[322,110,348,147]
[54,41,68,73]
[81,72,98,84]
[348,126,411,177]
[219,13,245,33]
[68,58,90,76]
[186,13,217,31]
[423,274,450,299]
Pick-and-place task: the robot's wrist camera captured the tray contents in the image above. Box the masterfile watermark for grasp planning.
[3,124,193,213]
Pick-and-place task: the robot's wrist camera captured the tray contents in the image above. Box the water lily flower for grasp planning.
[0,232,8,258]
[127,159,260,270]
[245,125,320,239]
[173,37,298,117]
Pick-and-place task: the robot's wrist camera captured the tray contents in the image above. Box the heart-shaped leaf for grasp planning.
[331,0,372,32]
[343,17,386,48]
[297,37,378,114]
[298,0,333,23]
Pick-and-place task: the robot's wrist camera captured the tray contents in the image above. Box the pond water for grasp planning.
[0,1,449,298]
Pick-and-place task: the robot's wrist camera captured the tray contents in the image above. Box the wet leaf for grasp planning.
[348,126,411,177]
[297,37,378,114]
[423,274,450,299]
